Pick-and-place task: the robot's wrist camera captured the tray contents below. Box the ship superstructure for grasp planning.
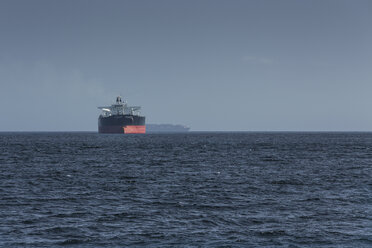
[97,96,146,134]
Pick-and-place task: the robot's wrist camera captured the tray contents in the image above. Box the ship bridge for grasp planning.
[98,96,142,117]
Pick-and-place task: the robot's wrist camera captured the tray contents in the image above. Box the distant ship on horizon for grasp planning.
[146,124,190,133]
[97,96,146,134]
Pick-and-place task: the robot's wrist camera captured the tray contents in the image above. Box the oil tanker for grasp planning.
[98,96,145,134]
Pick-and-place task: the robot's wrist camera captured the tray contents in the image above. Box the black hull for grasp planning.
[98,115,146,133]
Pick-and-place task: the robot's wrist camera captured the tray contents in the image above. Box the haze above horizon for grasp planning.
[0,0,371,131]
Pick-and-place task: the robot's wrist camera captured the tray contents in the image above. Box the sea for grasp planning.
[0,132,371,247]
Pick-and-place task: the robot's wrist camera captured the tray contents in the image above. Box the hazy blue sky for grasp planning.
[0,0,371,131]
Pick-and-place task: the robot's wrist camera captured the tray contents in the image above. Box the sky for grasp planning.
[0,0,371,131]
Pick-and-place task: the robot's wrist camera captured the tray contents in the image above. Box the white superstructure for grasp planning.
[98,96,142,117]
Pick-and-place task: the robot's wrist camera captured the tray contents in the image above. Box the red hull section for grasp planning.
[99,125,146,134]
[123,125,146,134]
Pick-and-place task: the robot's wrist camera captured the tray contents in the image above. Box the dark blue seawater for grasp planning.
[0,132,371,247]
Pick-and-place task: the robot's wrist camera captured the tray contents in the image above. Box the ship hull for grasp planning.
[98,115,146,134]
